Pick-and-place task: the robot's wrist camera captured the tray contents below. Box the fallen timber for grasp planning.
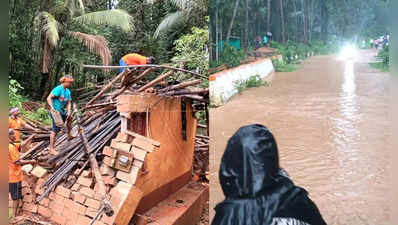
[18,64,209,225]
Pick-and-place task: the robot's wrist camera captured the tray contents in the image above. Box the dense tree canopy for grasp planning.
[210,0,390,61]
[9,0,208,100]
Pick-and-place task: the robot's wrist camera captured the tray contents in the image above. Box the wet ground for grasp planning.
[209,49,390,224]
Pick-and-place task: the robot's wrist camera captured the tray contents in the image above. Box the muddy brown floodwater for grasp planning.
[209,49,390,225]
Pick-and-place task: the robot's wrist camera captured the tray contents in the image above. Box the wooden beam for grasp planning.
[85,69,132,107]
[159,79,202,93]
[137,70,175,92]
[124,130,160,147]
[114,186,143,225]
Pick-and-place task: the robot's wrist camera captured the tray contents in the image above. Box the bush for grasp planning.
[211,45,247,69]
[234,75,269,94]
[272,59,296,72]
[377,45,389,65]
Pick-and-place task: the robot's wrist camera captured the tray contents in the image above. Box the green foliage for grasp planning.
[272,59,297,72]
[9,78,51,125]
[377,45,389,65]
[172,20,209,76]
[234,75,269,94]
[211,45,246,68]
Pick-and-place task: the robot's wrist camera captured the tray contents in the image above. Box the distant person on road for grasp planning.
[47,75,73,155]
[211,124,327,225]
[119,53,156,73]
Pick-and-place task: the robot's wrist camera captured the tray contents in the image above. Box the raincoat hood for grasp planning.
[213,124,327,225]
[220,124,282,198]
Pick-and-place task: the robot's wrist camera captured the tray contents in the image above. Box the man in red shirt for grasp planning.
[119,53,155,72]
[9,129,36,220]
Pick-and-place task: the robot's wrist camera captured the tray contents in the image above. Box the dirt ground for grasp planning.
[209,49,390,224]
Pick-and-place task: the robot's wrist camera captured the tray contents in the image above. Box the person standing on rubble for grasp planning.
[9,129,36,221]
[119,53,156,73]
[9,107,39,143]
[47,75,74,155]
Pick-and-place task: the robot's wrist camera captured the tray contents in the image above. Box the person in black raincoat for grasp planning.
[212,124,327,225]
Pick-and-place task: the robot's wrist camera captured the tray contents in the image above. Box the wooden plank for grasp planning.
[131,214,148,225]
[137,70,175,92]
[113,186,144,225]
[124,130,160,147]
[121,117,128,133]
[132,137,155,152]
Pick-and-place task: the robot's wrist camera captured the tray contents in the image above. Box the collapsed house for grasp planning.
[10,66,209,225]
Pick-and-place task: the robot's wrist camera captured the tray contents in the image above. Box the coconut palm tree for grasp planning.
[146,0,208,38]
[34,0,134,98]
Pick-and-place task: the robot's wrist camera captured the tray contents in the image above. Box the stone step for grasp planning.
[133,181,208,225]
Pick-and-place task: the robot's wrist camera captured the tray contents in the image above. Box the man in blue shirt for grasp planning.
[46,75,74,155]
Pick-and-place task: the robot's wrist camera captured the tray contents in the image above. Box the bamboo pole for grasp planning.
[159,79,202,93]
[85,70,132,107]
[137,70,175,92]
[82,64,207,79]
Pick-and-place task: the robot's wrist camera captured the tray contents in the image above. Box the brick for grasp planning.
[133,160,144,168]
[100,164,115,177]
[82,170,92,178]
[34,185,45,195]
[101,213,116,225]
[85,198,101,210]
[103,176,117,186]
[23,194,34,203]
[22,187,32,195]
[38,205,52,218]
[103,146,115,157]
[31,166,48,178]
[116,166,139,184]
[131,147,147,161]
[110,193,123,210]
[56,185,71,198]
[62,208,79,222]
[72,192,86,204]
[72,183,80,191]
[111,139,131,152]
[116,132,129,142]
[39,197,50,207]
[103,156,114,167]
[80,187,95,198]
[77,176,94,187]
[64,198,75,209]
[49,200,64,215]
[77,215,92,225]
[132,138,155,152]
[23,203,37,213]
[93,220,106,225]
[85,207,99,218]
[110,182,131,198]
[49,193,65,203]
[71,202,87,215]
[51,213,67,225]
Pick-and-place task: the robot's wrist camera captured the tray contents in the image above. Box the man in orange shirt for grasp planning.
[9,107,38,143]
[119,53,155,73]
[9,129,36,220]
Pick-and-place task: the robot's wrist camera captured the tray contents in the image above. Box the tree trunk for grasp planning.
[267,0,271,34]
[303,0,308,43]
[293,0,298,41]
[226,0,240,45]
[215,8,219,61]
[320,0,328,43]
[271,0,282,42]
[244,0,249,50]
[280,0,286,44]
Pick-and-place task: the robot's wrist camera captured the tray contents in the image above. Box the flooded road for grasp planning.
[209,49,390,224]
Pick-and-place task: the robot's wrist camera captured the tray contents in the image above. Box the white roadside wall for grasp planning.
[210,57,275,106]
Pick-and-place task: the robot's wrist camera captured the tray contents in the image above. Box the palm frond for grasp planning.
[34,12,60,48]
[73,9,134,32]
[70,32,112,68]
[154,11,186,38]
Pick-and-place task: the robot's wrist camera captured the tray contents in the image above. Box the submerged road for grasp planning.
[209,49,390,224]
